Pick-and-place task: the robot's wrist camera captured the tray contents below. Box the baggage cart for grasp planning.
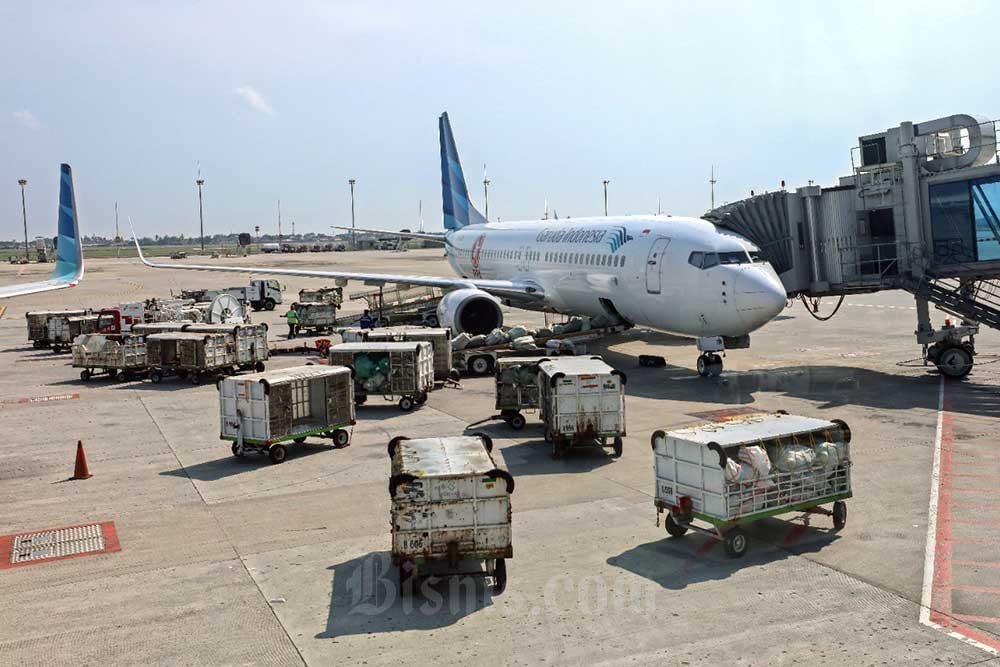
[388,434,513,594]
[72,333,148,381]
[26,309,88,348]
[298,286,343,306]
[144,332,237,384]
[538,356,626,458]
[48,314,100,354]
[365,326,455,382]
[328,341,434,411]
[130,322,189,335]
[295,302,339,334]
[652,412,852,558]
[493,358,544,429]
[219,365,355,463]
[182,323,269,371]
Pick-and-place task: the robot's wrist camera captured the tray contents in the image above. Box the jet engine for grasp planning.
[437,288,503,335]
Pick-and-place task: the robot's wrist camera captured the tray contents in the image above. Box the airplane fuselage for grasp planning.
[445,214,786,338]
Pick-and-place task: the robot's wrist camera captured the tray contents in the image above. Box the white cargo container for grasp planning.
[365,326,455,382]
[144,332,237,384]
[182,323,268,370]
[294,302,339,334]
[26,309,88,348]
[389,434,513,594]
[494,357,544,430]
[72,333,148,381]
[47,314,100,353]
[328,341,434,411]
[537,356,626,458]
[219,365,355,463]
[652,412,852,558]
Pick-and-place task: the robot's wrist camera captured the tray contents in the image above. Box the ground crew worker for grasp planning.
[359,309,375,329]
[285,303,300,339]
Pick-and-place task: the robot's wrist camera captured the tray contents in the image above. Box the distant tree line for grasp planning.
[0,231,349,248]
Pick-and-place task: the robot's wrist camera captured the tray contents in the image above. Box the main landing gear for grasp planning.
[696,353,723,377]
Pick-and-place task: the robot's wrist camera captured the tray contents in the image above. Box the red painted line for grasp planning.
[952,537,1000,546]
[0,393,80,406]
[953,519,1000,528]
[0,521,120,570]
[930,611,1000,650]
[952,559,1000,569]
[950,584,1000,595]
[949,472,1000,481]
[951,613,1000,626]
[953,502,1000,511]
[951,487,1000,495]
[14,356,69,363]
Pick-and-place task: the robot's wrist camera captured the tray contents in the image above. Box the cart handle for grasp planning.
[650,430,665,451]
[387,436,409,458]
[707,441,728,469]
[485,468,515,494]
[470,431,494,453]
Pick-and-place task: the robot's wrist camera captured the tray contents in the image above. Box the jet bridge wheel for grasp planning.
[936,346,973,379]
[696,353,723,378]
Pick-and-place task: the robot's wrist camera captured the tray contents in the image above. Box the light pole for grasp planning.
[483,177,491,221]
[196,178,205,253]
[348,178,356,250]
[17,179,28,260]
[602,179,610,216]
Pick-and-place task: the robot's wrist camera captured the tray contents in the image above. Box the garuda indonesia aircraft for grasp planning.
[0,164,84,299]
[133,114,785,376]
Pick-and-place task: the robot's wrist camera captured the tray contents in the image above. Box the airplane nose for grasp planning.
[733,267,786,329]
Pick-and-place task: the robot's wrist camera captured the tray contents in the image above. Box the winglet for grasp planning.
[128,217,157,267]
[53,163,84,285]
[439,112,487,230]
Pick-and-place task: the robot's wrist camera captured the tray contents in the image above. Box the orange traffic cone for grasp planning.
[72,440,92,480]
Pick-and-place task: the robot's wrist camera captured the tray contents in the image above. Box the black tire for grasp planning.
[723,528,749,558]
[332,429,350,447]
[492,558,507,595]
[398,562,415,596]
[551,438,566,459]
[255,361,265,372]
[937,346,973,378]
[190,373,202,385]
[449,369,461,381]
[263,298,276,311]
[150,369,163,384]
[612,436,623,458]
[425,314,439,327]
[414,391,428,405]
[399,396,414,411]
[268,444,288,464]
[177,369,189,379]
[665,513,688,538]
[33,340,43,349]
[832,501,847,530]
[696,355,710,377]
[108,369,119,381]
[79,369,91,382]
[470,355,493,376]
[231,442,244,458]
[52,345,63,354]
[509,413,526,430]
[293,436,307,444]
[355,394,368,406]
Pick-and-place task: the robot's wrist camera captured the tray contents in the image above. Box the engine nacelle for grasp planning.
[437,288,503,335]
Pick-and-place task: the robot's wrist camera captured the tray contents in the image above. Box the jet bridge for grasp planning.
[706,114,1000,377]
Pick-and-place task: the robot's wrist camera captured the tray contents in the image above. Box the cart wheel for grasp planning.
[612,436,623,458]
[543,430,553,443]
[52,345,63,354]
[231,442,245,458]
[177,369,189,379]
[332,429,350,448]
[355,394,368,406]
[190,373,202,385]
[509,413,526,430]
[293,436,307,444]
[449,369,461,381]
[255,361,265,372]
[414,391,428,405]
[79,369,91,382]
[551,438,565,459]
[470,355,493,376]
[150,369,163,384]
[268,444,288,464]
[493,558,507,595]
[832,501,847,530]
[723,528,749,558]
[108,369,119,381]
[664,513,688,538]
[398,396,414,411]
[398,562,416,596]
[33,340,43,349]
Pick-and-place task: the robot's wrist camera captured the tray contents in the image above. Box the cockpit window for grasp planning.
[689,250,754,269]
[702,252,719,268]
[688,251,704,268]
[718,251,750,265]
[748,250,765,262]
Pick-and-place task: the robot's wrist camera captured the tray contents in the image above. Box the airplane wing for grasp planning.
[130,224,543,301]
[0,164,84,300]
[331,225,447,244]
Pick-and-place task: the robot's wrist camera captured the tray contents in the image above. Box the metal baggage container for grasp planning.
[26,309,88,348]
[219,365,355,463]
[182,322,269,370]
[388,434,513,594]
[47,314,100,354]
[297,286,343,306]
[145,331,236,384]
[493,358,544,430]
[295,302,339,334]
[328,341,434,411]
[365,327,454,382]
[72,333,148,381]
[538,356,626,458]
[130,322,189,335]
[651,412,852,558]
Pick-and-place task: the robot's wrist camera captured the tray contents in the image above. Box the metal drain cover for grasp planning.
[0,522,120,569]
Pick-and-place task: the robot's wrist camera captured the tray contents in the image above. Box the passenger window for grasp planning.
[688,252,704,268]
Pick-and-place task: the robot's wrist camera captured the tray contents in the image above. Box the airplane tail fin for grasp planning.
[439,112,487,230]
[53,164,83,284]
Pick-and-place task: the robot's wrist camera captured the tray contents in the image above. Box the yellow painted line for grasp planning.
[0,305,6,320]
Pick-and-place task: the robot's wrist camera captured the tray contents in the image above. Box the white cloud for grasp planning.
[12,110,41,130]
[232,86,274,114]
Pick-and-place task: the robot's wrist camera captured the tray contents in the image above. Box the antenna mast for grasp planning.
[710,165,717,210]
[277,199,282,245]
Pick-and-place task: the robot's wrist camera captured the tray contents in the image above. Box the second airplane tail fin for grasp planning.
[439,112,487,230]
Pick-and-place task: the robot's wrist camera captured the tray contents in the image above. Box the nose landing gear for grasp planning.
[696,353,723,377]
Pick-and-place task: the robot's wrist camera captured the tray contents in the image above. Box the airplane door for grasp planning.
[644,237,671,294]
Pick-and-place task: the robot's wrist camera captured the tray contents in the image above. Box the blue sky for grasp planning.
[3,1,998,240]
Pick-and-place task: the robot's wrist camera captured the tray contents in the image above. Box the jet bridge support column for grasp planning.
[798,185,827,293]
[898,122,923,277]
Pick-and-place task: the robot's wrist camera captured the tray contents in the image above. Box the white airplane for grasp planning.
[0,164,84,299]
[133,114,785,375]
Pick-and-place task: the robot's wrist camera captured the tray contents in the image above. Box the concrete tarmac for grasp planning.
[0,249,998,665]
